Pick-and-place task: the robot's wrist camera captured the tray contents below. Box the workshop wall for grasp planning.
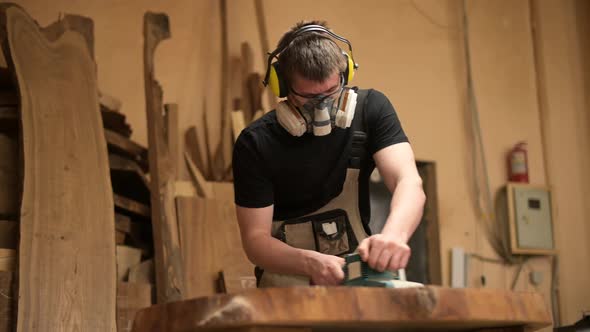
[11,0,590,327]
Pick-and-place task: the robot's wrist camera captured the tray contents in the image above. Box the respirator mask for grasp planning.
[276,84,358,137]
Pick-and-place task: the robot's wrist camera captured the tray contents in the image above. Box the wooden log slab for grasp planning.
[0,5,117,331]
[132,286,552,332]
[143,12,185,302]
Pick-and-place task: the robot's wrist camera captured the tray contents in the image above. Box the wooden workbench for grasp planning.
[131,286,552,332]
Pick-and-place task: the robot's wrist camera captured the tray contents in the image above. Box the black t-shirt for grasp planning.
[232,89,408,227]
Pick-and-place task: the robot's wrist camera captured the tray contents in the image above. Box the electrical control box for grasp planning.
[506,183,555,255]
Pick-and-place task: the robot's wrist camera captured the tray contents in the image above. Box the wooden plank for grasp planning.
[247,72,264,116]
[184,152,213,199]
[99,92,122,112]
[132,286,552,332]
[115,230,126,245]
[423,163,442,285]
[115,213,133,233]
[0,5,117,331]
[164,103,179,179]
[114,194,150,219]
[0,106,17,132]
[240,42,255,122]
[117,282,152,310]
[128,259,155,285]
[143,12,185,303]
[0,91,17,106]
[253,0,276,111]
[208,0,231,183]
[0,220,17,249]
[176,196,253,299]
[184,126,209,180]
[217,267,256,294]
[109,153,150,204]
[101,108,132,138]
[211,182,234,201]
[0,134,18,219]
[116,245,142,281]
[174,180,196,197]
[114,214,152,258]
[0,249,15,272]
[0,67,14,89]
[104,129,149,172]
[117,282,152,332]
[0,271,14,332]
[231,110,246,142]
[105,129,146,158]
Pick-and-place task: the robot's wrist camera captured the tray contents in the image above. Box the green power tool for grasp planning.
[341,253,424,288]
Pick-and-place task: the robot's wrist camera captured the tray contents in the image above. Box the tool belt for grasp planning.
[273,209,358,257]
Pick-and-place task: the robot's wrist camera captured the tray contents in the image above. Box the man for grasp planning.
[232,20,425,286]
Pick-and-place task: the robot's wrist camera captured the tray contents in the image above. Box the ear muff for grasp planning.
[342,51,355,85]
[268,62,289,98]
[270,53,351,98]
[263,24,358,97]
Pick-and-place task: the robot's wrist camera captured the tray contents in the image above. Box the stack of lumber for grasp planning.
[0,64,18,332]
[100,94,155,331]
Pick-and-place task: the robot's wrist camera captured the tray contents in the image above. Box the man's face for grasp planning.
[288,70,342,108]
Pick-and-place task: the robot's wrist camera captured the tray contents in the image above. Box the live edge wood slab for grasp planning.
[132,286,551,332]
[0,4,117,331]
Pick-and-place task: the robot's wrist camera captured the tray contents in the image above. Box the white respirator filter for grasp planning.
[335,89,357,129]
[276,101,307,137]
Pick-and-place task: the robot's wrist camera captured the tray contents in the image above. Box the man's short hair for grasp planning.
[277,20,347,86]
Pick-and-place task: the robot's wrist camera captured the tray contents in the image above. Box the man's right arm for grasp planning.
[236,204,345,285]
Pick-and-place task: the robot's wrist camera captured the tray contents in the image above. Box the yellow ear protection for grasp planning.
[262,25,359,98]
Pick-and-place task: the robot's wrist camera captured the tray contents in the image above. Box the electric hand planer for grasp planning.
[342,253,424,288]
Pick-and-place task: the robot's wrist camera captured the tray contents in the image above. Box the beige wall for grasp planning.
[11,0,590,327]
[532,0,590,324]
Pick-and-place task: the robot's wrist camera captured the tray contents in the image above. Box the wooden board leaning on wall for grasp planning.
[0,4,117,331]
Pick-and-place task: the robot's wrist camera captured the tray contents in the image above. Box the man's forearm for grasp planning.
[381,177,425,243]
[243,234,315,276]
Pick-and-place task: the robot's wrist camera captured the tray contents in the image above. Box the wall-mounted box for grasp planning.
[506,183,556,255]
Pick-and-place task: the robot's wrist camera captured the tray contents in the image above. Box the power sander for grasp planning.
[342,253,424,288]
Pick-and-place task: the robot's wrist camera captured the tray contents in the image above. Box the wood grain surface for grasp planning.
[176,196,253,299]
[0,5,117,331]
[132,286,551,332]
[117,282,153,332]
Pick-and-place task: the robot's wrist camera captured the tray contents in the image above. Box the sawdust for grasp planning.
[197,296,254,326]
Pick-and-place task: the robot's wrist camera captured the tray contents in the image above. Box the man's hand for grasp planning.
[305,251,346,285]
[357,234,411,272]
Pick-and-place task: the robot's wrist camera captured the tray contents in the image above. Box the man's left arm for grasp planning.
[357,142,426,272]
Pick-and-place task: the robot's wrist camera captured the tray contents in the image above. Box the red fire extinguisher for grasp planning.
[508,141,529,183]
